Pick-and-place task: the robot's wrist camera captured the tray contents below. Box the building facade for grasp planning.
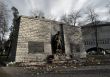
[10,16,85,62]
[81,22,110,54]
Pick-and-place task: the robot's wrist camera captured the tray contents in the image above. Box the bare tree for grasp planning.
[105,1,110,21]
[31,9,45,18]
[86,7,99,24]
[0,1,9,59]
[61,14,70,24]
[0,2,8,43]
[85,7,99,54]
[61,10,81,26]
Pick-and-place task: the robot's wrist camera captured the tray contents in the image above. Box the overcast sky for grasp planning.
[1,0,110,39]
[3,0,110,21]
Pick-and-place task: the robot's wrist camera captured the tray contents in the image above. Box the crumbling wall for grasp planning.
[63,25,86,58]
[15,17,52,62]
[15,16,86,62]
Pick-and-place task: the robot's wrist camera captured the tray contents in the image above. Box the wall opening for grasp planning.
[51,24,65,54]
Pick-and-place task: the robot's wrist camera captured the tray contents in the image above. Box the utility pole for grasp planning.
[94,22,98,54]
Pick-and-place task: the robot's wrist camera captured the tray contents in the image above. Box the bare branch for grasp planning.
[105,1,110,20]
[61,14,70,24]
[86,7,99,24]
[0,2,8,42]
[61,10,82,26]
[31,9,45,18]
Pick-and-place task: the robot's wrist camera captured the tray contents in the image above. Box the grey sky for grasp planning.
[4,0,109,20]
[1,0,110,39]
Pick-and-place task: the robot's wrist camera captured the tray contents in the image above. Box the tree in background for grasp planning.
[0,2,8,43]
[61,10,81,26]
[3,6,19,61]
[0,1,9,56]
[61,14,70,24]
[85,7,100,54]
[105,1,110,21]
[31,9,45,18]
[86,7,99,24]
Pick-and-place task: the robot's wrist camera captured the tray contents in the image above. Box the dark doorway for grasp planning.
[51,24,65,54]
